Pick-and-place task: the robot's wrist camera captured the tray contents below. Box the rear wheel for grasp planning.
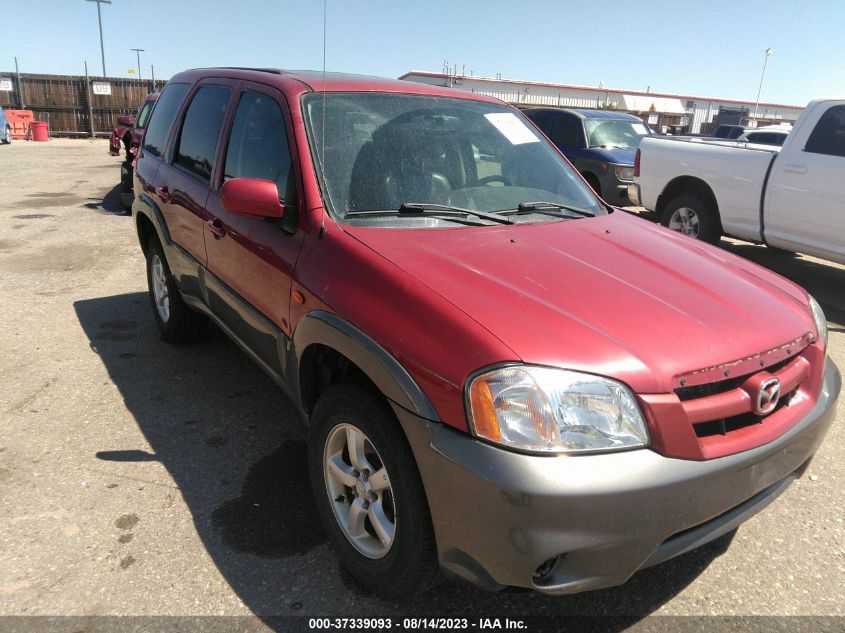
[308,381,439,599]
[661,193,721,244]
[145,238,207,342]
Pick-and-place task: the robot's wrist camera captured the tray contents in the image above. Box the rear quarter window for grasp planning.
[804,105,845,158]
[143,83,190,157]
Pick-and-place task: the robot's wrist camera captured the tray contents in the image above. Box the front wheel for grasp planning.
[661,194,721,244]
[1,126,11,144]
[583,173,601,197]
[308,382,439,599]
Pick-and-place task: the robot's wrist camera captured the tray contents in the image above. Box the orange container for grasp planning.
[29,121,49,142]
[5,109,35,139]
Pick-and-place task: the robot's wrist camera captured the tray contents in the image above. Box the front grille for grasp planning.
[692,387,797,438]
[638,336,821,460]
[675,354,797,402]
[676,375,744,401]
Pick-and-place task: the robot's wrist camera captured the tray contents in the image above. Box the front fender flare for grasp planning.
[291,311,440,422]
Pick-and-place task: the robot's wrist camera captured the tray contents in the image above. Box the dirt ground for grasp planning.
[0,139,843,629]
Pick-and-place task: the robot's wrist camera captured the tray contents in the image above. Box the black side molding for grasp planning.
[291,311,440,422]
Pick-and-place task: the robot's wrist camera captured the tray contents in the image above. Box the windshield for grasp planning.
[584,119,650,149]
[303,93,604,223]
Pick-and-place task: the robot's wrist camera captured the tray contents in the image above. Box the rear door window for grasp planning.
[173,85,232,182]
[549,115,582,147]
[523,110,549,134]
[804,105,845,158]
[223,91,295,202]
[142,82,189,157]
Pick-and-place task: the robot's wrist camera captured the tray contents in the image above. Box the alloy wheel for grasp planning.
[668,206,700,237]
[323,423,396,559]
[150,254,170,323]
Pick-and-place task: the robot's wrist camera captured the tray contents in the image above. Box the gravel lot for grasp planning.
[0,139,843,628]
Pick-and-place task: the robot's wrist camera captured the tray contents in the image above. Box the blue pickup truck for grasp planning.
[522,107,652,206]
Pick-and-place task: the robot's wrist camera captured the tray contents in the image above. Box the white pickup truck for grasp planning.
[629,99,845,264]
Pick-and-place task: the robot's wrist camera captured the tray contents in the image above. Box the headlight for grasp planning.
[810,295,828,350]
[614,165,634,182]
[467,365,649,454]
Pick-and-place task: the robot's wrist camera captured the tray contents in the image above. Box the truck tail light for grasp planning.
[633,148,641,178]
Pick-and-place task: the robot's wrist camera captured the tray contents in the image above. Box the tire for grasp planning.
[583,173,601,197]
[661,193,721,245]
[308,381,439,599]
[145,238,207,343]
[1,126,11,144]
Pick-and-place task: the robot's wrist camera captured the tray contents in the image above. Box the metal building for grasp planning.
[399,70,803,135]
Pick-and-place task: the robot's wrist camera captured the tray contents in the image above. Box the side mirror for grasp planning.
[220,178,285,220]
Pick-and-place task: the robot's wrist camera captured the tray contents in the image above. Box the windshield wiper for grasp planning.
[347,203,514,225]
[505,201,596,218]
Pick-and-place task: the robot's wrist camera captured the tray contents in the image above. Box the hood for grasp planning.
[585,146,637,164]
[344,212,814,394]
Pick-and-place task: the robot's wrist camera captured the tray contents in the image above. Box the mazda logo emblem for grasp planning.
[755,377,781,415]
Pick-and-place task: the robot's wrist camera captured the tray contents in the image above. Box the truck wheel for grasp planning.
[145,238,207,343]
[309,381,439,599]
[662,194,720,244]
[2,126,11,144]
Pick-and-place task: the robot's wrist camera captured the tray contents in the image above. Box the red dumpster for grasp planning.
[29,121,49,142]
[5,110,34,139]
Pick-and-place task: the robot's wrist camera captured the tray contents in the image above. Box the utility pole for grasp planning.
[131,48,145,81]
[14,56,24,108]
[753,47,773,123]
[86,0,112,77]
[84,61,94,137]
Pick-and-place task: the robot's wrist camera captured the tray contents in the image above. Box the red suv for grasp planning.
[132,68,839,599]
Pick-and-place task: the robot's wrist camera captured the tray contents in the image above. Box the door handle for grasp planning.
[783,165,807,174]
[206,218,226,239]
[156,185,171,202]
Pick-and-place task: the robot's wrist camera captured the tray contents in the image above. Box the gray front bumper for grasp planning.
[396,357,840,594]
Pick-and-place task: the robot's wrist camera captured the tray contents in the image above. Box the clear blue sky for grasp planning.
[1,0,841,106]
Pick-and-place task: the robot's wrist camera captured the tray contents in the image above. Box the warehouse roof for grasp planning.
[398,71,803,111]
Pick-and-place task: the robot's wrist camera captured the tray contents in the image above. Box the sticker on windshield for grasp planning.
[484,113,540,145]
[632,123,648,134]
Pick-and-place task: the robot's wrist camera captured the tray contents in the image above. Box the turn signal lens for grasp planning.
[469,378,501,442]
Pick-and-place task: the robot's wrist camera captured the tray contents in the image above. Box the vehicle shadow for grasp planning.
[84,182,128,215]
[75,292,736,630]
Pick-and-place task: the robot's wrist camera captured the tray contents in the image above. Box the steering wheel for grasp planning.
[476,175,511,186]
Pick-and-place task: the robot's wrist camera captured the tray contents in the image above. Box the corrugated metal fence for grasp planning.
[0,72,166,136]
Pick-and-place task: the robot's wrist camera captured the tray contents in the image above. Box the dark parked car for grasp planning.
[522,107,652,205]
[132,67,838,599]
[112,93,159,208]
